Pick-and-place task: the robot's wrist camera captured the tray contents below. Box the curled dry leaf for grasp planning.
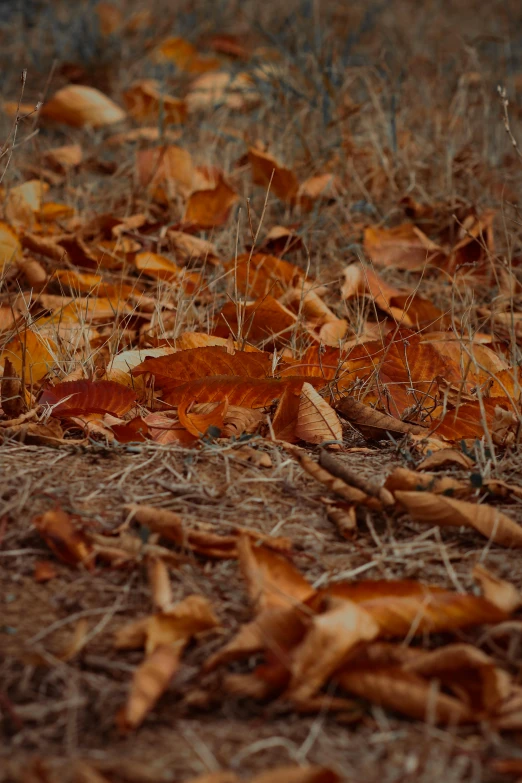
[126,504,291,560]
[32,508,93,570]
[338,664,472,725]
[384,466,467,497]
[417,448,475,470]
[117,645,180,731]
[116,594,219,729]
[473,564,522,614]
[335,397,427,440]
[42,85,126,127]
[395,491,522,548]
[294,382,342,445]
[39,380,136,418]
[319,579,507,636]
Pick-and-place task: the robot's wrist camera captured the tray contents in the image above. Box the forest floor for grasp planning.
[2,1,522,782]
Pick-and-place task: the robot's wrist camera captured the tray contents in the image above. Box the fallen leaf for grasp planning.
[39,380,136,417]
[473,564,522,613]
[287,596,379,701]
[238,536,314,611]
[184,172,238,229]
[42,85,126,127]
[335,397,427,439]
[33,508,93,569]
[295,382,342,445]
[162,375,306,409]
[364,223,446,270]
[178,399,228,437]
[248,148,299,203]
[123,79,187,125]
[395,491,522,547]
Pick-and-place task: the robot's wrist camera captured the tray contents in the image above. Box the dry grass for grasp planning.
[2,0,522,781]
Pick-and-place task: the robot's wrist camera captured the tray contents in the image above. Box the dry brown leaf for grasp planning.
[364,223,447,270]
[184,173,238,229]
[117,645,180,731]
[337,664,472,725]
[384,466,467,497]
[336,397,427,440]
[123,79,187,125]
[0,221,21,270]
[238,535,314,611]
[178,399,228,437]
[32,508,93,570]
[248,148,299,203]
[473,564,522,613]
[42,85,126,127]
[395,491,522,547]
[319,579,508,636]
[288,596,379,701]
[417,448,475,470]
[295,382,342,445]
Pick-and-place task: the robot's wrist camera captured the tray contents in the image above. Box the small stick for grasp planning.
[319,449,395,507]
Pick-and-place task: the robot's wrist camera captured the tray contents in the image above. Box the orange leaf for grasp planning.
[33,508,93,570]
[117,645,181,731]
[288,596,379,701]
[395,491,522,548]
[0,329,56,385]
[319,579,507,636]
[132,346,276,385]
[238,536,314,611]
[124,80,187,125]
[335,397,427,439]
[0,221,21,270]
[225,252,310,299]
[136,145,194,201]
[214,296,300,345]
[338,664,472,725]
[42,85,126,127]
[162,375,306,408]
[248,148,299,203]
[39,380,136,417]
[364,223,447,270]
[178,399,228,437]
[375,331,446,418]
[144,413,197,446]
[184,173,238,229]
